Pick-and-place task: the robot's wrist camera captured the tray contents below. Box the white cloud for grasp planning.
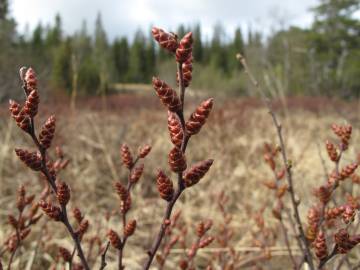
[10,0,319,40]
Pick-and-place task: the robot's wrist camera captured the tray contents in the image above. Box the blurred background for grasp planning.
[1,0,359,100]
[1,0,360,269]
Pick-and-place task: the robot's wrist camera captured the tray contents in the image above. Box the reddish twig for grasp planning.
[7,211,23,270]
[143,29,213,269]
[11,68,90,270]
[118,156,140,270]
[237,54,315,269]
[99,242,110,270]
[143,41,189,270]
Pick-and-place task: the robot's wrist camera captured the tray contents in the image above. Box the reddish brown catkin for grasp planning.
[139,144,152,158]
[39,115,56,149]
[130,164,144,184]
[184,159,214,187]
[340,163,358,179]
[14,149,42,171]
[313,184,332,204]
[152,77,182,112]
[156,170,174,202]
[56,182,71,206]
[326,140,339,162]
[23,89,39,118]
[73,207,84,224]
[151,27,178,53]
[186,98,214,135]
[144,28,214,270]
[9,100,31,132]
[10,67,90,270]
[38,200,62,221]
[176,32,193,63]
[7,215,18,229]
[314,231,328,260]
[199,236,214,248]
[114,182,128,201]
[24,67,37,93]
[108,229,122,250]
[342,205,355,224]
[120,194,131,214]
[176,54,193,87]
[334,229,360,254]
[121,143,133,169]
[306,206,320,242]
[76,219,89,239]
[124,220,137,237]
[168,112,183,148]
[168,147,187,173]
[58,247,72,262]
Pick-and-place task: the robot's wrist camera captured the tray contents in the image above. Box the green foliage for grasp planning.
[78,57,100,95]
[310,0,360,95]
[46,13,62,48]
[146,30,157,79]
[128,29,148,82]
[193,24,203,62]
[191,63,247,95]
[94,12,112,95]
[1,1,360,99]
[31,24,45,57]
[112,37,130,82]
[52,38,72,92]
[267,27,312,95]
[210,23,229,74]
[0,0,21,100]
[0,0,9,20]
[228,27,245,71]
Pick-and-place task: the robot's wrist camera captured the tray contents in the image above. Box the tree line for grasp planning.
[0,0,359,100]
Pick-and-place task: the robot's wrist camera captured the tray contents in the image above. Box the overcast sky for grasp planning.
[10,0,320,41]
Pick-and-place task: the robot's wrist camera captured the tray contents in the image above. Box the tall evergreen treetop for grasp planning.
[0,0,9,20]
[46,13,62,48]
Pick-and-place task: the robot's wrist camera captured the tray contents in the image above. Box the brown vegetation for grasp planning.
[1,27,360,270]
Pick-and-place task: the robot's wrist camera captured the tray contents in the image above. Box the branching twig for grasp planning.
[143,53,190,270]
[15,70,90,270]
[118,156,140,270]
[237,53,315,270]
[7,210,23,270]
[318,245,337,269]
[99,242,110,270]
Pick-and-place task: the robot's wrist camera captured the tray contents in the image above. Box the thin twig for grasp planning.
[318,245,337,269]
[237,53,315,270]
[99,242,110,270]
[21,81,90,270]
[169,246,303,254]
[317,151,343,229]
[269,163,298,269]
[336,255,352,270]
[280,219,297,269]
[68,246,76,270]
[142,62,188,270]
[269,162,298,269]
[7,207,24,270]
[269,99,315,269]
[337,221,360,270]
[143,188,184,270]
[316,141,329,182]
[118,156,140,270]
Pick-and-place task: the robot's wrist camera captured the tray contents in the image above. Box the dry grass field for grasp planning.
[1,93,360,269]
